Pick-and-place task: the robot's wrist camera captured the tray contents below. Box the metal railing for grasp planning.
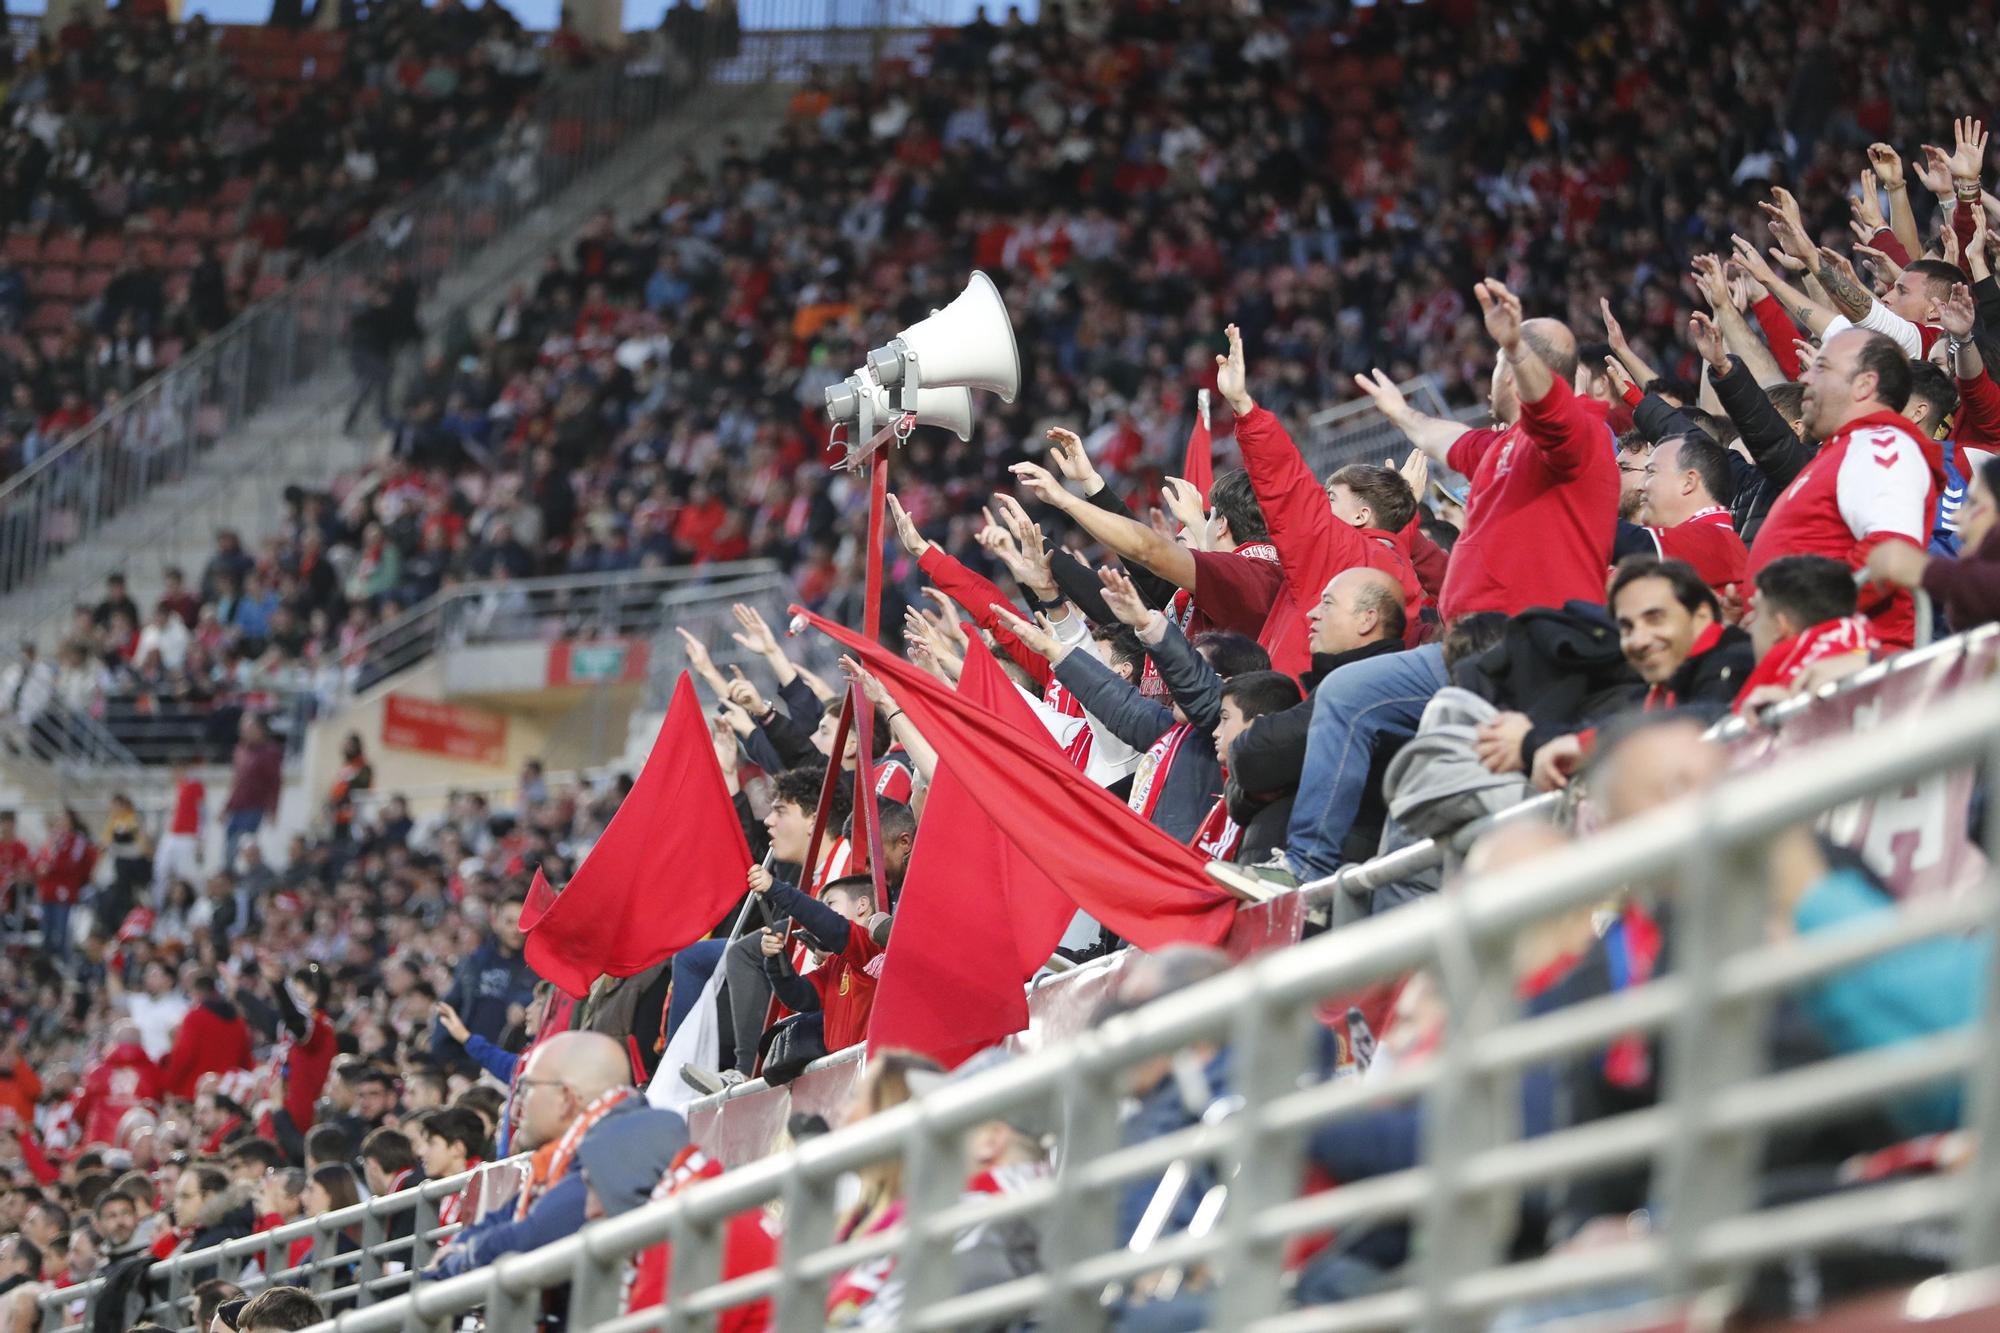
[297,678,2000,1332]
[0,0,894,646]
[37,1159,525,1333]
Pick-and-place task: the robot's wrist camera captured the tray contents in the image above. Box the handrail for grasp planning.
[37,1157,524,1333]
[306,676,2000,1333]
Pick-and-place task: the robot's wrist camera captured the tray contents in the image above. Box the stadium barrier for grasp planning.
[61,623,2000,1330]
[294,673,2000,1331]
[37,1159,526,1333]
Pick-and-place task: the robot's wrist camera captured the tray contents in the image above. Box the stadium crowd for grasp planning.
[0,0,1998,1330]
[0,0,568,482]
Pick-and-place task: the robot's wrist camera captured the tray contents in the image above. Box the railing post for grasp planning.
[1652,807,1774,1308]
[1209,977,1315,1330]
[886,1096,966,1319]
[1414,888,1525,1332]
[409,1189,442,1275]
[1956,738,2000,1268]
[358,1209,386,1304]
[770,1150,842,1333]
[1038,1046,1123,1330]
[563,1228,627,1332]
[661,1200,725,1333]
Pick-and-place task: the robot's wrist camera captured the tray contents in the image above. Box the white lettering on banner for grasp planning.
[1730,635,2000,900]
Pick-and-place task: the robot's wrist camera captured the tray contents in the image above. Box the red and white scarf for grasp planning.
[517,1087,634,1219]
[1189,795,1243,863]
[1732,614,1880,712]
[1128,723,1194,821]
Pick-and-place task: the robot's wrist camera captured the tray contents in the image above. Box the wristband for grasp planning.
[883,709,904,724]
[1957,182,1983,202]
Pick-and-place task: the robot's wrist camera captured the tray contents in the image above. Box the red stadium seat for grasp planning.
[4,233,40,265]
[84,235,126,267]
[35,268,77,300]
[40,232,83,266]
[77,269,113,300]
[26,302,72,333]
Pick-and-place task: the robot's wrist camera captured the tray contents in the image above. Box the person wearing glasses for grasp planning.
[419,1032,637,1282]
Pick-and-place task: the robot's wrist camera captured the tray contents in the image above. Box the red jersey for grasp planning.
[1233,405,1427,659]
[806,919,885,1053]
[1442,377,1619,619]
[1636,506,1749,601]
[160,999,255,1100]
[1747,411,1943,650]
[626,1147,775,1332]
[168,779,204,835]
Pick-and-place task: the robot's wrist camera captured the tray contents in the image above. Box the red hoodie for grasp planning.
[1441,376,1619,621]
[75,1042,162,1147]
[1231,406,1427,664]
[1747,409,1943,650]
[160,998,255,1100]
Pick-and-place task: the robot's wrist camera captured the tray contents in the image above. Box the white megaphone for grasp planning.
[823,372,973,442]
[867,270,1020,405]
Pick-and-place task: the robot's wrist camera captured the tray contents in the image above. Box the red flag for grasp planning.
[1182,389,1215,503]
[797,608,1238,948]
[866,647,1078,1067]
[520,673,751,997]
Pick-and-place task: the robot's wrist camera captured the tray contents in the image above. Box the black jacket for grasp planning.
[1230,639,1406,865]
[1460,602,1644,768]
[1655,624,1756,717]
[1052,632,1219,844]
[1707,355,1813,544]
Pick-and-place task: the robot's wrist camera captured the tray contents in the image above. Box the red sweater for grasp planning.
[1442,376,1619,620]
[76,1043,162,1147]
[1748,410,1943,650]
[35,833,96,905]
[160,999,255,1100]
[1232,406,1426,658]
[279,1011,338,1130]
[1635,507,1749,601]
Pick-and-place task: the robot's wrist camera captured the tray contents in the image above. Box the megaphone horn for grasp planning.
[869,382,973,442]
[867,270,1020,404]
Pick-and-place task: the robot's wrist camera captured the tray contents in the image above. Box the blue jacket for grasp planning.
[432,936,537,1059]
[464,1034,519,1084]
[423,1173,589,1281]
[1793,864,1989,1134]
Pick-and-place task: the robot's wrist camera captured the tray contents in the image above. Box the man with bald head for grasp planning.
[421,1032,639,1281]
[1354,279,1619,620]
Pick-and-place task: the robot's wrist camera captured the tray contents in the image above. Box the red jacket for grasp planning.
[627,1147,775,1332]
[278,1010,338,1130]
[34,833,96,905]
[160,998,255,1100]
[1633,506,1749,602]
[1747,410,1943,650]
[1233,406,1427,661]
[76,1042,162,1147]
[1442,377,1619,620]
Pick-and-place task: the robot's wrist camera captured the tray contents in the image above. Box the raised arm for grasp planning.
[1348,369,1470,464]
[1733,233,1833,338]
[1868,144,1924,263]
[1101,567,1223,734]
[1011,458,1198,591]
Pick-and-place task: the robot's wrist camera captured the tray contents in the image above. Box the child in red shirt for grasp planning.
[756,873,885,1054]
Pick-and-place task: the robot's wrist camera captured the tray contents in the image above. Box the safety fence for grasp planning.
[46,625,2000,1330]
[36,1158,528,1333]
[295,673,2000,1331]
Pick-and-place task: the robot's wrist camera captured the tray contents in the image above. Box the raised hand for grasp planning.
[729,602,780,658]
[1602,355,1636,398]
[1215,323,1253,414]
[675,626,728,693]
[837,654,893,710]
[1729,234,1781,287]
[1396,448,1429,501]
[1009,458,1075,511]
[1850,174,1888,235]
[1949,116,1988,183]
[1687,311,1727,371]
[717,698,755,738]
[1915,143,1955,199]
[1940,282,1977,339]
[1689,253,1730,310]
[1045,427,1102,491]
[435,1002,471,1044]
[885,492,933,558]
[1599,297,1632,355]
[724,668,766,717]
[1351,368,1411,417]
[989,604,1066,661]
[918,589,970,652]
[1097,564,1154,630]
[1866,142,1905,189]
[1473,277,1524,349]
[1159,476,1208,543]
[990,493,1056,593]
[710,718,740,790]
[793,663,837,703]
[1762,205,1816,269]
[1971,205,1993,282]
[1853,242,1903,289]
[1724,259,1765,308]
